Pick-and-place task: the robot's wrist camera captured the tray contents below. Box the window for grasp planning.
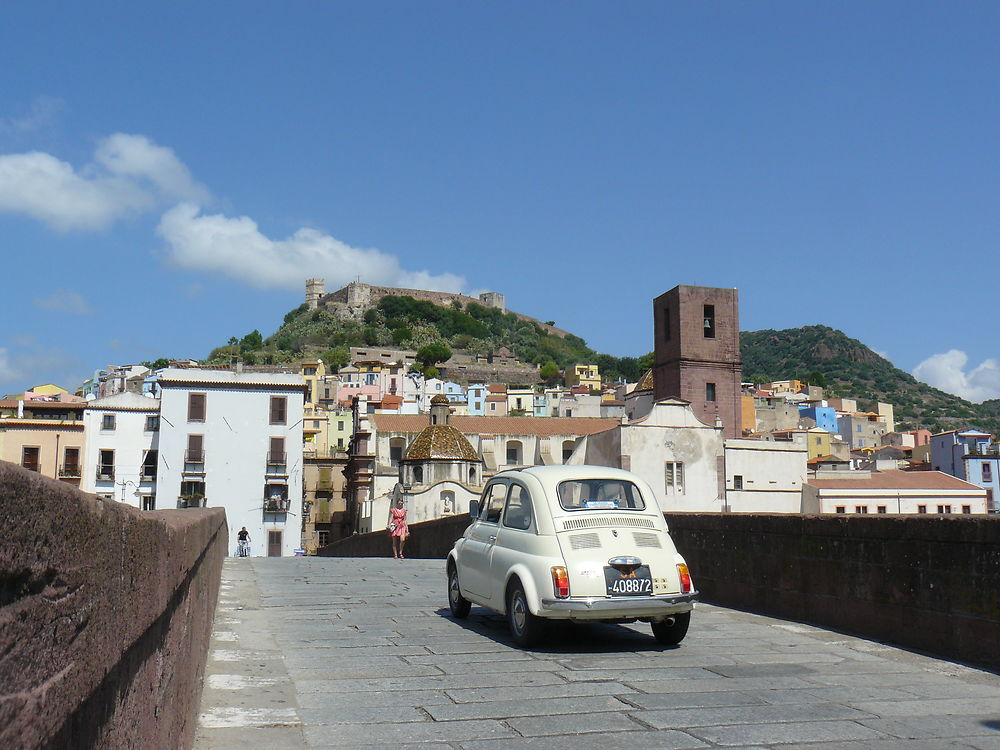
[558,479,645,511]
[102,414,116,430]
[413,465,423,483]
[703,305,715,338]
[269,396,287,425]
[338,420,345,430]
[506,440,522,465]
[62,447,80,477]
[665,462,685,494]
[318,530,329,547]
[733,475,743,490]
[962,505,972,514]
[337,438,344,449]
[937,505,952,514]
[188,393,206,422]
[503,484,533,530]
[877,506,887,514]
[706,382,717,402]
[917,504,927,514]
[855,506,869,514]
[268,437,285,465]
[516,398,523,410]
[21,446,40,472]
[389,438,405,467]
[835,506,846,514]
[142,495,156,511]
[141,450,158,479]
[662,307,671,341]
[815,437,822,445]
[481,483,507,523]
[982,462,992,482]
[145,415,160,432]
[186,434,204,463]
[565,409,572,417]
[97,450,115,480]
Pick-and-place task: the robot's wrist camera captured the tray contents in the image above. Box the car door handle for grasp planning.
[488,535,497,543]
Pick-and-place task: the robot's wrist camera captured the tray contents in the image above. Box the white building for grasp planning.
[723,438,808,512]
[82,392,161,509]
[570,399,724,512]
[802,470,989,515]
[156,368,306,557]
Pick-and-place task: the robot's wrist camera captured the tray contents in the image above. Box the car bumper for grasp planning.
[539,591,698,618]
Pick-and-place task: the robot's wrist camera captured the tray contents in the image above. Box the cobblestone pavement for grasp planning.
[195,556,1000,750]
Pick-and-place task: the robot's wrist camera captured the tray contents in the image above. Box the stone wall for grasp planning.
[663,513,1000,670]
[0,463,227,750]
[320,510,1000,670]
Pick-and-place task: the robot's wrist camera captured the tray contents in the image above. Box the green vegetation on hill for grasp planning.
[204,295,646,382]
[741,325,999,434]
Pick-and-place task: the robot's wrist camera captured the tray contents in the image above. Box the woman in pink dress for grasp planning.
[388,498,409,558]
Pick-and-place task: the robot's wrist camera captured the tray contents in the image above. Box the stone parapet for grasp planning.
[0,463,227,750]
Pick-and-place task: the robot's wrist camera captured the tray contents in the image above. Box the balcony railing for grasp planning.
[178,495,206,509]
[141,468,157,480]
[264,496,290,513]
[59,464,81,478]
[96,468,115,481]
[267,451,287,466]
[185,450,205,463]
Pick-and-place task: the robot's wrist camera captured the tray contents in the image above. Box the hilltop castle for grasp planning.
[305,279,505,320]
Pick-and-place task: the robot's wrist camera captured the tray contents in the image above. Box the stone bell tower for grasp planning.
[652,285,742,439]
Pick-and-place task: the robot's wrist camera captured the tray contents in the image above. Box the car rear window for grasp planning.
[557,479,646,511]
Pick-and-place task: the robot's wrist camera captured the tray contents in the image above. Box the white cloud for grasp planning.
[157,203,467,293]
[0,133,210,231]
[912,350,1000,403]
[0,96,66,136]
[33,290,93,315]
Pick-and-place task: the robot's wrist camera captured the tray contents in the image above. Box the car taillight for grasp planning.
[551,566,570,598]
[677,563,692,593]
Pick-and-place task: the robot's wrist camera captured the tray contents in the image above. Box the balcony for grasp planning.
[264,496,290,513]
[185,450,205,463]
[141,468,157,480]
[59,465,82,479]
[96,468,115,482]
[178,494,206,509]
[266,451,287,474]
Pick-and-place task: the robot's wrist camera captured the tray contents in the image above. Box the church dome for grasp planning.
[405,425,479,462]
[634,368,654,392]
[430,394,450,406]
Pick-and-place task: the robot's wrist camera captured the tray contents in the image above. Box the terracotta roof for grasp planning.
[808,454,849,465]
[807,470,981,490]
[371,414,620,438]
[486,394,506,402]
[404,425,480,461]
[0,399,85,410]
[487,384,506,393]
[380,394,404,406]
[430,394,450,405]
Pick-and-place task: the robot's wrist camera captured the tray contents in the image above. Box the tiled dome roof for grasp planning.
[404,425,480,461]
[635,369,654,392]
[430,394,450,405]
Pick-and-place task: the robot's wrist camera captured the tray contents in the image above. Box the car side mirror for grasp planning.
[469,499,480,519]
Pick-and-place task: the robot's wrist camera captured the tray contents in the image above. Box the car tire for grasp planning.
[448,565,471,619]
[506,580,543,648]
[651,612,690,646]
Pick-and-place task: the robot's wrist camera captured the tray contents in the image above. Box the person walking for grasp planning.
[388,498,409,558]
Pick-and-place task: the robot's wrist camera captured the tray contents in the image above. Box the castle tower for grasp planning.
[652,285,742,439]
[479,291,505,311]
[305,278,325,309]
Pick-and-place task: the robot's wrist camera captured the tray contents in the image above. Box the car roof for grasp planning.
[498,465,642,483]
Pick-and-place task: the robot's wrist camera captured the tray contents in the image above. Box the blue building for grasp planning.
[466,384,487,416]
[930,429,999,513]
[798,405,838,433]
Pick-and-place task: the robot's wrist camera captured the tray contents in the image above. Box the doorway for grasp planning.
[267,530,283,557]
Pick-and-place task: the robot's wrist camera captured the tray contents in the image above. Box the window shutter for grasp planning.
[187,434,203,454]
[270,396,287,425]
[188,393,206,422]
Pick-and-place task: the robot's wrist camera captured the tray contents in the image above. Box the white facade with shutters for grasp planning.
[156,369,306,557]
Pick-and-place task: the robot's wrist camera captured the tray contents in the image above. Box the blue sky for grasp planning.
[2,2,999,401]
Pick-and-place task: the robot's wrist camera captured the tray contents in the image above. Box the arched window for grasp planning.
[389,438,405,467]
[562,440,575,463]
[413,465,423,484]
[506,440,522,466]
[469,466,477,484]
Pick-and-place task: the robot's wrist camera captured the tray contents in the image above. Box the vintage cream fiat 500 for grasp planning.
[447,465,697,647]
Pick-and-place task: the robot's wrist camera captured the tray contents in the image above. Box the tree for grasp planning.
[321,346,350,371]
[228,336,238,346]
[142,358,171,370]
[239,330,263,352]
[539,361,560,383]
[416,342,452,369]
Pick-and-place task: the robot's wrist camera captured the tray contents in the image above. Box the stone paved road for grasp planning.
[195,557,1000,750]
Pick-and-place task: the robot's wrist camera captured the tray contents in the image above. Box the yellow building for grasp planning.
[565,364,600,393]
[0,399,86,486]
[300,360,328,406]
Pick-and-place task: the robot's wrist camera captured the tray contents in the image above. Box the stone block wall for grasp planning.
[0,463,227,750]
[664,513,1000,670]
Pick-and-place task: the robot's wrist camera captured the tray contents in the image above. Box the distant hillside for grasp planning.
[741,325,997,434]
[204,295,649,383]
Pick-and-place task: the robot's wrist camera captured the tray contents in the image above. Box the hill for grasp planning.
[741,325,998,434]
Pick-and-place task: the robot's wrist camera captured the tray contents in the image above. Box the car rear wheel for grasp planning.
[651,612,690,645]
[448,566,471,619]
[506,580,543,648]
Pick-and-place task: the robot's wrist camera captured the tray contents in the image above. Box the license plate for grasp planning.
[604,565,653,596]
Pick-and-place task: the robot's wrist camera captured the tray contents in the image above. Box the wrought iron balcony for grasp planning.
[185,450,205,463]
[59,464,81,479]
[264,496,290,513]
[96,468,115,481]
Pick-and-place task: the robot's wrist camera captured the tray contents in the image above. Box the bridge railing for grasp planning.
[0,463,227,750]
[319,511,1000,671]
